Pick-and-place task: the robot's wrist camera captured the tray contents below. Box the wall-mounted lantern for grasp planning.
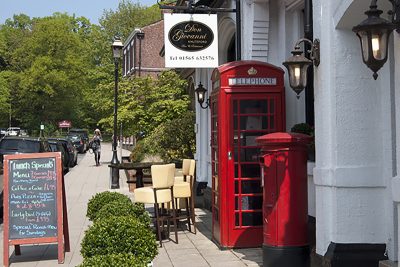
[352,0,400,80]
[282,38,320,97]
[195,82,210,109]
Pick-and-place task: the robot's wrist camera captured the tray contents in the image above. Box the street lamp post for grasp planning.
[110,37,123,189]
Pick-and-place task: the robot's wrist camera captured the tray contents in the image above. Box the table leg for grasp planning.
[136,168,144,188]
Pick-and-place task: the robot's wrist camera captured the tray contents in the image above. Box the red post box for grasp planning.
[256,132,312,267]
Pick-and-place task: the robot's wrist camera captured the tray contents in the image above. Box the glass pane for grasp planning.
[235,213,240,226]
[269,99,275,113]
[240,116,267,131]
[240,147,260,162]
[240,100,267,114]
[233,100,238,114]
[242,212,262,226]
[234,115,238,129]
[241,180,262,193]
[214,209,219,223]
[270,116,275,129]
[235,180,239,194]
[213,119,218,129]
[241,164,261,178]
[234,131,239,145]
[242,132,266,146]
[241,196,249,210]
[241,196,263,210]
[235,196,239,210]
[234,164,238,178]
[214,175,218,191]
[234,147,238,161]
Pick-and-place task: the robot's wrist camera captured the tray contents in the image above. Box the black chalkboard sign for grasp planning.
[3,152,69,267]
[8,156,58,239]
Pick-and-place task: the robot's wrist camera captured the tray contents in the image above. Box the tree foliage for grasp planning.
[99,0,161,40]
[97,70,190,137]
[131,111,196,162]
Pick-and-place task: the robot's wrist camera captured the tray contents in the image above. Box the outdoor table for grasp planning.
[108,162,164,188]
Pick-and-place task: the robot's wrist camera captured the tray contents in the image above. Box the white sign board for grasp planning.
[164,13,218,68]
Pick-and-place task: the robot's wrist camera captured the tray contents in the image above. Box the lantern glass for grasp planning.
[195,83,207,105]
[287,63,311,92]
[358,29,388,62]
[112,39,123,59]
[198,91,204,103]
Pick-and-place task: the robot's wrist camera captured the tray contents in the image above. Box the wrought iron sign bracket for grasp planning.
[388,0,400,32]
[157,0,235,13]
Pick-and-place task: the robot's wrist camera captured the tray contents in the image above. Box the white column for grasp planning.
[195,70,211,185]
[392,33,400,262]
[313,0,390,256]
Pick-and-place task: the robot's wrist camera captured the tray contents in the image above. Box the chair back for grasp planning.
[189,160,196,177]
[152,163,175,189]
[181,159,191,176]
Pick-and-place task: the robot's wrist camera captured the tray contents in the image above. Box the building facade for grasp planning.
[186,0,399,265]
[123,20,166,78]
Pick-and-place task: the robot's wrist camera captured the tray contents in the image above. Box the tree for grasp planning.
[0,71,12,126]
[101,70,190,136]
[99,0,161,40]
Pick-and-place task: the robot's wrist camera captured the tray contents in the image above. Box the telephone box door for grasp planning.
[228,95,283,247]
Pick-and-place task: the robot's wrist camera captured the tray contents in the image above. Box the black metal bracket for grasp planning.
[388,0,400,32]
[294,38,320,66]
[157,0,235,13]
[199,99,210,109]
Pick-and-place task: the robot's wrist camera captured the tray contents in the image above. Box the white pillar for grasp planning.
[313,0,390,260]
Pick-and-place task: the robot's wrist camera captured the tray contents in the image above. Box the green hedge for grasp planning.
[78,253,147,267]
[86,191,132,221]
[80,216,158,263]
[95,201,151,226]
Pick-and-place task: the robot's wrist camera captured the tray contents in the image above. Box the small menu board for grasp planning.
[8,156,58,239]
[3,152,69,267]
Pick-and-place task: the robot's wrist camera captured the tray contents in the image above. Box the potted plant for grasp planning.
[290,123,315,161]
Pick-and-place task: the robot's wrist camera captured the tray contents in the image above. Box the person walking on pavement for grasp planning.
[91,129,102,166]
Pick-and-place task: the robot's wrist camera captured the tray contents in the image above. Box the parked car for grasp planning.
[0,136,52,212]
[0,136,51,164]
[48,140,69,174]
[48,137,78,167]
[19,129,28,137]
[0,128,7,138]
[6,127,21,136]
[66,133,87,153]
[69,129,89,151]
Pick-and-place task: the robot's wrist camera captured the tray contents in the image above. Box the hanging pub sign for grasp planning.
[58,120,71,128]
[164,13,218,68]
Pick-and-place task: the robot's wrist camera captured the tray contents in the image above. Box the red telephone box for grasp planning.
[210,61,285,248]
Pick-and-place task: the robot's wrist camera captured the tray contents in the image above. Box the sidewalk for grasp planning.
[0,143,262,266]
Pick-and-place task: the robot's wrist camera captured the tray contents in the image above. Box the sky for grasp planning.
[0,0,157,25]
